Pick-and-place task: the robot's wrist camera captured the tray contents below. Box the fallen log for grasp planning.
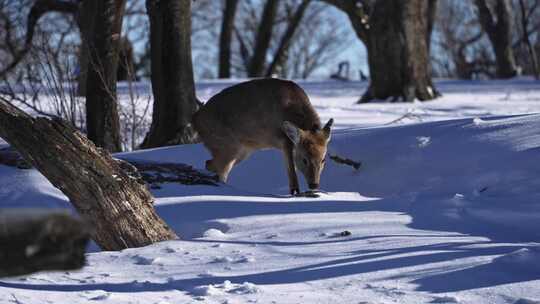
[0,97,178,250]
[0,212,90,278]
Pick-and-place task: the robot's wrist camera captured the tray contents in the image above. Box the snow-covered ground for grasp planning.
[1,79,540,303]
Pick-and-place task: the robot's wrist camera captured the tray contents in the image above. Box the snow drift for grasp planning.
[1,80,540,303]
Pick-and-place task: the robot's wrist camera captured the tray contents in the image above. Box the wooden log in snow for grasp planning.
[0,98,178,250]
[0,212,90,278]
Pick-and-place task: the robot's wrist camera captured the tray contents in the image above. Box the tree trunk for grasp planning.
[117,37,136,81]
[247,0,279,77]
[76,0,97,97]
[85,0,124,152]
[324,0,439,103]
[0,212,90,278]
[0,98,178,251]
[218,0,239,78]
[77,41,90,97]
[518,0,540,79]
[265,0,311,77]
[364,0,438,102]
[427,0,437,54]
[141,0,200,148]
[474,0,517,78]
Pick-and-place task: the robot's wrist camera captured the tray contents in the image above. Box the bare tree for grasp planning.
[0,0,78,79]
[218,0,240,78]
[116,37,136,81]
[83,0,125,152]
[229,0,329,78]
[517,0,540,78]
[283,3,350,79]
[119,79,151,151]
[76,0,96,97]
[432,1,495,79]
[0,0,84,128]
[248,0,279,77]
[140,0,200,148]
[124,0,162,79]
[474,0,518,78]
[1,0,128,152]
[323,0,440,103]
[136,0,220,79]
[0,0,160,152]
[265,0,311,77]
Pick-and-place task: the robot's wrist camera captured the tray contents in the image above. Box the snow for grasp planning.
[1,78,540,303]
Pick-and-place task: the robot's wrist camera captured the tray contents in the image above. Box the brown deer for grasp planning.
[192,78,333,195]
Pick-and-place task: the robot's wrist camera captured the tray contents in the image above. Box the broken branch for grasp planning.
[329,153,361,170]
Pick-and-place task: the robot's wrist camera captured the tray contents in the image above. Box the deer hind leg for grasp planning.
[207,146,244,183]
[205,159,217,172]
[233,147,251,165]
[205,157,233,182]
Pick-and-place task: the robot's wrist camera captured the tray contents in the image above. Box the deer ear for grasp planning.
[323,118,333,140]
[282,121,301,145]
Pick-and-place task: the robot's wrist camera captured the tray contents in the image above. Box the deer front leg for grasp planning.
[283,142,300,195]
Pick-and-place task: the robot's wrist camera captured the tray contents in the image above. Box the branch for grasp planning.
[474,0,496,35]
[320,0,349,13]
[512,22,540,48]
[0,0,79,78]
[384,111,424,125]
[233,26,251,72]
[518,0,540,78]
[329,153,361,170]
[266,0,311,77]
[320,0,369,42]
[247,0,279,76]
[458,31,484,54]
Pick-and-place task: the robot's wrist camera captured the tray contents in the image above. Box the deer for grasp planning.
[192,78,333,195]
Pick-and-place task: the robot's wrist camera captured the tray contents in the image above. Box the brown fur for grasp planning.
[192,78,332,194]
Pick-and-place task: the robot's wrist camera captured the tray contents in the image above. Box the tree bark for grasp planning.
[518,0,540,79]
[427,0,437,54]
[76,0,97,97]
[0,98,178,251]
[218,0,239,78]
[247,0,279,77]
[85,0,125,152]
[323,0,439,103]
[141,0,200,148]
[474,0,518,78]
[265,0,311,77]
[0,212,90,278]
[117,37,136,81]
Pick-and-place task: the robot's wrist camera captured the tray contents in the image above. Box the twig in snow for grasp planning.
[384,111,424,125]
[329,154,361,170]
